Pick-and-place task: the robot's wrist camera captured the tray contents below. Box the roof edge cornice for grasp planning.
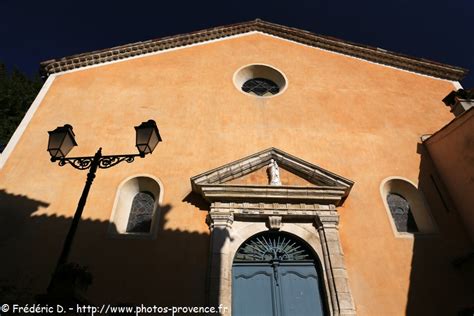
[199,184,347,205]
[40,19,468,81]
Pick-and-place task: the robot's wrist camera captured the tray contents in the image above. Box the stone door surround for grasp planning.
[191,148,356,316]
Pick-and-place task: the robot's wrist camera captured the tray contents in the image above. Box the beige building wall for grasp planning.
[424,109,474,242]
[1,33,472,314]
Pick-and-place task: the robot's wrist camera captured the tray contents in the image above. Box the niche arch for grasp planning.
[109,174,164,238]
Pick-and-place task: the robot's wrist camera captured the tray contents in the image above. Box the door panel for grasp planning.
[279,265,325,316]
[233,265,276,316]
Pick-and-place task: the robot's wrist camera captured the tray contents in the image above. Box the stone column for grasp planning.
[316,215,356,316]
[207,210,233,314]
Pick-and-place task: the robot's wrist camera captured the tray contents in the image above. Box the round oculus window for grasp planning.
[234,64,287,97]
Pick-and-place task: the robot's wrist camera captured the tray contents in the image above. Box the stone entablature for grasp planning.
[209,201,338,222]
[199,184,347,204]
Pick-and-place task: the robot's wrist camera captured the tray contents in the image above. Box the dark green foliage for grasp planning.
[0,63,43,148]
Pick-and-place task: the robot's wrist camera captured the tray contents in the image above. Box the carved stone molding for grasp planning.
[209,201,339,225]
[206,212,234,230]
[267,216,282,230]
[191,148,354,206]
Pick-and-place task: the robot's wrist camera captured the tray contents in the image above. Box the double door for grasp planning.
[232,261,325,316]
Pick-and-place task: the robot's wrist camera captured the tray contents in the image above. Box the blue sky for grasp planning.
[1,0,473,87]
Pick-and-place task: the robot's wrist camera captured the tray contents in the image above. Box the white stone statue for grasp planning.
[267,159,282,185]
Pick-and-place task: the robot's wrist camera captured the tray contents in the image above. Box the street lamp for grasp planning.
[45,120,161,296]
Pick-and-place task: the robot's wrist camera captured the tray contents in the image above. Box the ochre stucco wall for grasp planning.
[1,33,472,314]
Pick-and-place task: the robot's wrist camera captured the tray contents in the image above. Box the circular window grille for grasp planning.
[234,232,313,262]
[242,78,280,96]
[234,64,286,97]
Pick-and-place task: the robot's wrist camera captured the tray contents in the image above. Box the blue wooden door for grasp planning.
[278,263,325,316]
[233,264,276,315]
[232,232,326,316]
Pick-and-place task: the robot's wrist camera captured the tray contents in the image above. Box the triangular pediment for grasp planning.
[226,165,315,187]
[40,20,466,81]
[191,148,353,206]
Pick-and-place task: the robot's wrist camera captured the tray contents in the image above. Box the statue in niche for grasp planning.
[267,159,282,185]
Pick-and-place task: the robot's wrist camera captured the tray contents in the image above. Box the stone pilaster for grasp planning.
[315,216,356,316]
[207,211,233,313]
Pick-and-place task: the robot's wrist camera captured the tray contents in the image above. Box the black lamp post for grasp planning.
[46,120,161,293]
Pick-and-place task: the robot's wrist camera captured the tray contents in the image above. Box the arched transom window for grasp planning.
[235,232,312,262]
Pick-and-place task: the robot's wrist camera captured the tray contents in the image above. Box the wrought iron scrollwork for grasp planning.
[234,232,312,262]
[57,153,139,170]
[98,155,135,169]
[58,157,94,170]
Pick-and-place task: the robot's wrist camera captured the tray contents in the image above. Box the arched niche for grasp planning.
[380,177,437,237]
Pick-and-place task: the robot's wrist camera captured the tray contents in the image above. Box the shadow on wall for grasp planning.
[405,145,474,315]
[0,189,214,309]
[0,189,50,303]
[183,191,228,309]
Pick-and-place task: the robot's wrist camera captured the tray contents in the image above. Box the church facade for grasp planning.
[0,20,472,315]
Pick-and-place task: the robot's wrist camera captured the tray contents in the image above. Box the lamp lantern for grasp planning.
[47,124,77,161]
[134,120,162,157]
